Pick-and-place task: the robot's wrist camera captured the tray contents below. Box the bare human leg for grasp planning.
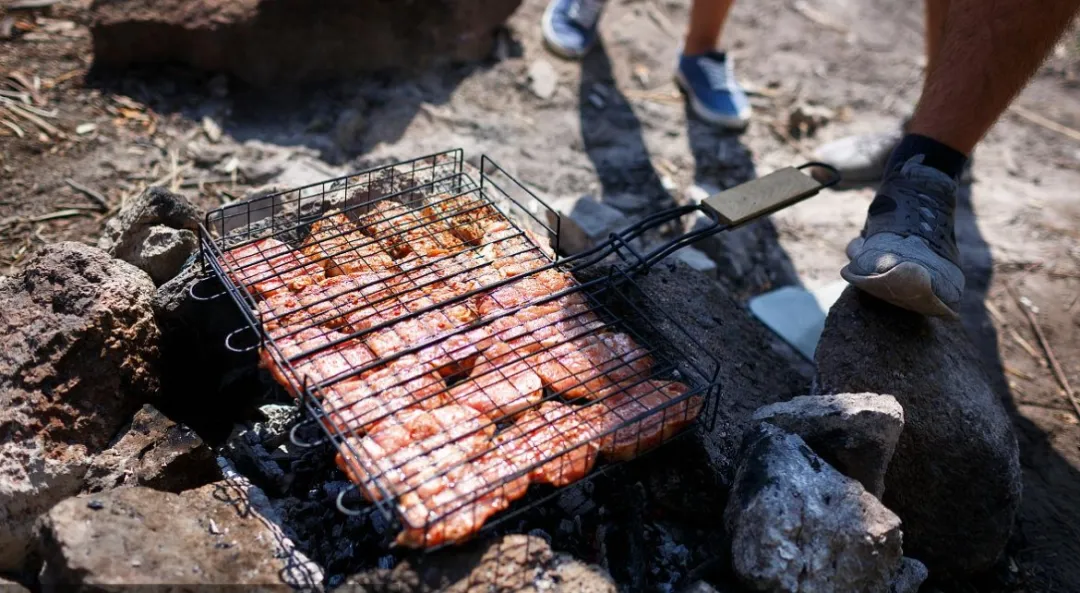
[844,0,1080,316]
[684,0,736,55]
[908,0,1080,155]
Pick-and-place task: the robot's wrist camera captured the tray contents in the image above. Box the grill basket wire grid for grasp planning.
[196,150,731,544]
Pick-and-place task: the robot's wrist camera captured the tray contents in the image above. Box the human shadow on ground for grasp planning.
[578,41,802,300]
[953,183,1080,592]
[85,61,480,166]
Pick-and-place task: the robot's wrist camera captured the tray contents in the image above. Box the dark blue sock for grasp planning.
[885,133,968,180]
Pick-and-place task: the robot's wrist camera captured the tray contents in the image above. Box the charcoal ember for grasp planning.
[816,287,1022,577]
[98,186,201,285]
[34,473,323,588]
[83,404,219,493]
[725,424,903,593]
[90,0,522,86]
[224,425,290,495]
[337,534,616,593]
[0,242,159,571]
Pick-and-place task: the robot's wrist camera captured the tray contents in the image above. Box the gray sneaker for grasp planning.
[841,156,965,317]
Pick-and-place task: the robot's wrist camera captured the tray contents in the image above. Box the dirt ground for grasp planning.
[1,0,1078,590]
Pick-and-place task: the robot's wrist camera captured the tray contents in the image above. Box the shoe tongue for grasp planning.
[897,155,958,197]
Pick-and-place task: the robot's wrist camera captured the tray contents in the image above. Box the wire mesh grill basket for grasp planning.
[196,149,835,549]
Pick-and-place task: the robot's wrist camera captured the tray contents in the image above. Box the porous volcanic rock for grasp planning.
[0,242,159,571]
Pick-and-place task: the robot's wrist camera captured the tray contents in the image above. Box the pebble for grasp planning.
[87,500,104,510]
[527,60,558,100]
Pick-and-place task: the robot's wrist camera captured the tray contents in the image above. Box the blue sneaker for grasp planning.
[675,52,752,130]
[542,0,607,59]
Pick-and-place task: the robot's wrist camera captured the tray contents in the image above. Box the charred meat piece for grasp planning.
[592,379,699,461]
[449,342,544,421]
[427,193,499,246]
[222,237,324,299]
[300,212,397,276]
[494,401,603,487]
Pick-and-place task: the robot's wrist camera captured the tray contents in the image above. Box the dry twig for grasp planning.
[0,118,24,138]
[4,103,62,137]
[1010,104,1080,143]
[1011,290,1080,421]
[64,179,109,211]
[29,209,83,222]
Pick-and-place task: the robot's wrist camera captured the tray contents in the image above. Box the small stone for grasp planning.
[890,557,929,593]
[663,246,717,279]
[787,103,834,139]
[751,393,904,497]
[547,195,628,254]
[589,92,606,109]
[87,500,104,510]
[208,519,221,535]
[725,423,903,593]
[528,59,558,100]
[132,226,199,286]
[76,123,97,135]
[201,116,222,143]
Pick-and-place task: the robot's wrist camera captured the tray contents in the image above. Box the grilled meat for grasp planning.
[222,237,324,299]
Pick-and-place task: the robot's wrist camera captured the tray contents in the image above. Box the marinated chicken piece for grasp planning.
[428,193,499,246]
[449,342,544,420]
[478,222,552,279]
[259,327,376,397]
[476,268,575,317]
[590,380,698,461]
[356,201,464,258]
[319,355,448,432]
[532,331,654,399]
[394,465,510,548]
[296,272,398,329]
[222,237,324,299]
[494,401,603,487]
[335,404,495,502]
[487,293,601,347]
[300,213,397,276]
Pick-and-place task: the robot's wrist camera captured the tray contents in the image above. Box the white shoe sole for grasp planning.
[674,71,751,131]
[541,2,590,60]
[841,261,960,319]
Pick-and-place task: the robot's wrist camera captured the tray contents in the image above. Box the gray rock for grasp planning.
[0,242,159,571]
[338,534,615,593]
[35,473,322,588]
[130,225,199,285]
[547,195,629,254]
[528,59,558,100]
[0,576,30,593]
[334,107,366,152]
[725,423,904,593]
[98,186,200,257]
[815,287,1022,576]
[890,557,929,593]
[90,0,522,86]
[83,404,219,494]
[663,245,718,280]
[751,393,904,497]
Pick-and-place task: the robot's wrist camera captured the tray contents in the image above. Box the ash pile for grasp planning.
[0,183,1020,593]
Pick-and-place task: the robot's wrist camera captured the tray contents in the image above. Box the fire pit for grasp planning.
[194,149,835,551]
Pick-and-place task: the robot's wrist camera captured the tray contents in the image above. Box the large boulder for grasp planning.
[98,186,201,285]
[35,469,323,588]
[339,534,617,593]
[0,242,159,571]
[814,287,1022,577]
[89,0,523,86]
[82,404,220,493]
[725,423,904,593]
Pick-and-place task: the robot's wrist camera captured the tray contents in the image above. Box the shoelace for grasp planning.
[567,0,604,28]
[698,56,734,91]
